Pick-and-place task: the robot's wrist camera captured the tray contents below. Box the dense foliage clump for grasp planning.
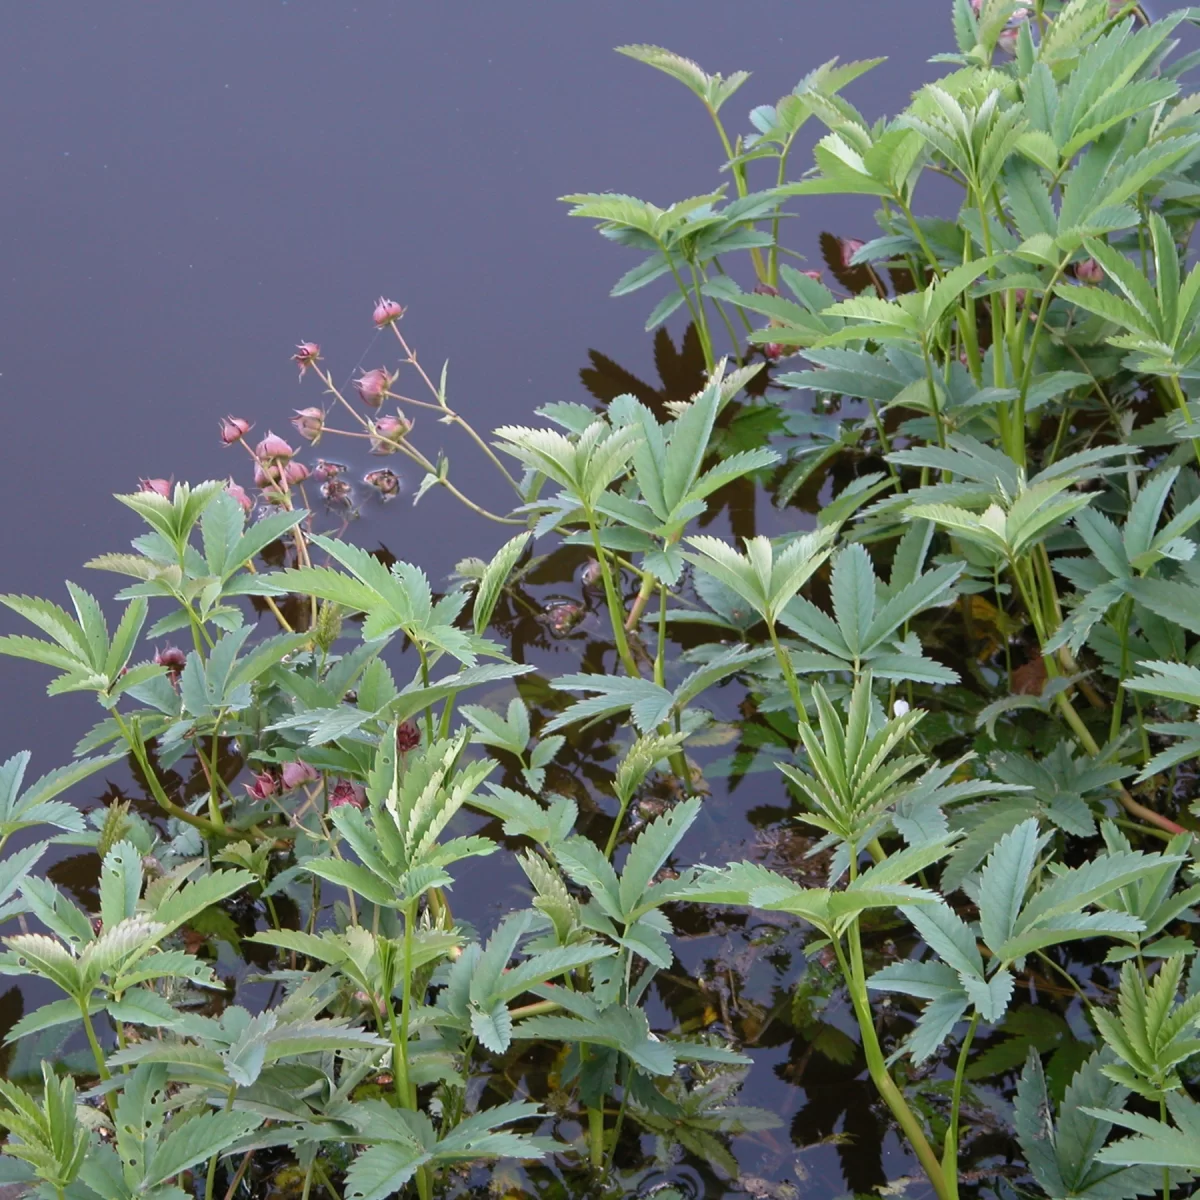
[7,2,1200,1197]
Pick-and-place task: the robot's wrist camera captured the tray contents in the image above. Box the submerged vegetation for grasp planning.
[10,0,1200,1196]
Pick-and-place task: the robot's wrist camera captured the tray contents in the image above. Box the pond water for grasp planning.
[0,5,1000,1197]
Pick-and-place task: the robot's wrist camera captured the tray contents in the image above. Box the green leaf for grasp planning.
[1091,1094,1200,1168]
[98,841,142,929]
[153,869,256,937]
[978,818,1040,955]
[619,797,701,918]
[143,1110,263,1188]
[473,533,530,635]
[828,543,876,658]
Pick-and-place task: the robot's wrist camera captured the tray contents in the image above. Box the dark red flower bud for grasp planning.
[1076,257,1105,284]
[139,478,172,498]
[244,769,278,801]
[395,721,421,753]
[329,779,365,809]
[764,343,784,360]
[293,342,321,379]
[154,645,187,680]
[219,416,252,446]
[372,297,406,327]
[801,269,822,281]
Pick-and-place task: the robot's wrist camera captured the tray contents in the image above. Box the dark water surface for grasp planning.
[1,5,957,1195]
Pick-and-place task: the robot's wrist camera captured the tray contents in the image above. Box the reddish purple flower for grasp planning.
[329,779,365,809]
[752,283,780,297]
[370,415,412,454]
[395,721,421,753]
[139,478,172,498]
[219,416,252,446]
[225,482,254,514]
[364,468,400,499]
[291,407,325,442]
[281,760,319,791]
[801,269,823,281]
[154,645,187,681]
[372,297,406,327]
[839,238,865,269]
[763,342,784,361]
[1076,257,1105,284]
[354,368,393,409]
[244,770,279,801]
[997,9,1031,55]
[284,460,311,487]
[293,342,321,379]
[255,432,295,463]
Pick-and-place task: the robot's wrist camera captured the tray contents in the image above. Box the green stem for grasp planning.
[390,327,524,496]
[399,902,417,1108]
[898,196,944,280]
[766,619,808,729]
[79,998,110,1082]
[706,107,768,284]
[1109,595,1134,746]
[204,1086,237,1200]
[586,515,640,677]
[687,260,716,369]
[658,243,712,370]
[1160,1097,1170,1200]
[1016,261,1069,446]
[1168,375,1200,469]
[626,570,657,633]
[204,722,226,832]
[588,1102,605,1170]
[943,1012,980,1200]
[417,645,434,742]
[832,932,950,1200]
[112,711,223,838]
[605,1062,634,1172]
[921,340,949,453]
[650,582,692,789]
[768,143,797,286]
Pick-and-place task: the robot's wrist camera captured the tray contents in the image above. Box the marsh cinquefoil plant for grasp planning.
[10,1,1200,1197]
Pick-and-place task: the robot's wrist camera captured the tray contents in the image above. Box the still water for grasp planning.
[1,5,958,1195]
